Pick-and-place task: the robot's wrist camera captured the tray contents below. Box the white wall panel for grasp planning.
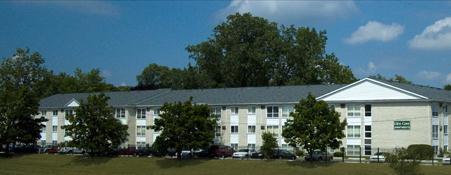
[136,119,147,126]
[247,134,256,144]
[347,138,361,145]
[266,119,279,126]
[230,134,239,144]
[247,115,256,125]
[230,115,239,125]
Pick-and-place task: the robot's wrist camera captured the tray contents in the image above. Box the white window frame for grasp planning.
[52,126,58,133]
[247,125,256,134]
[115,108,125,118]
[248,106,256,115]
[444,125,448,136]
[347,125,361,138]
[136,108,146,119]
[53,110,58,116]
[136,126,146,137]
[267,106,279,118]
[211,107,221,118]
[267,125,279,136]
[347,104,361,117]
[153,108,160,116]
[282,106,293,118]
[248,144,256,151]
[136,142,146,148]
[231,107,239,115]
[432,125,439,139]
[231,125,238,134]
[347,145,360,156]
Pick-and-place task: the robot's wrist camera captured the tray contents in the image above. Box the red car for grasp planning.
[46,146,59,154]
[209,145,234,158]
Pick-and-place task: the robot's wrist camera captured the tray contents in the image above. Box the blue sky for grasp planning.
[1,1,451,88]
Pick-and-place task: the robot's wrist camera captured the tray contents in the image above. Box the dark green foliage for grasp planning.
[444,84,451,91]
[386,148,422,175]
[282,94,346,157]
[0,48,47,153]
[187,13,356,88]
[406,144,434,160]
[62,94,128,156]
[333,151,344,157]
[261,132,278,159]
[150,99,216,159]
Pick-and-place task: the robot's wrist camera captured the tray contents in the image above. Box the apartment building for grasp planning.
[37,78,451,156]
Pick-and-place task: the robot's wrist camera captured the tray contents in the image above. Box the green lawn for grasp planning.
[1,154,450,175]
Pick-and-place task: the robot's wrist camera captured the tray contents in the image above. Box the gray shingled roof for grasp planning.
[135,85,345,106]
[379,80,451,102]
[39,89,170,108]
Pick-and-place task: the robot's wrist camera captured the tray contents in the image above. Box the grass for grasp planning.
[1,154,451,175]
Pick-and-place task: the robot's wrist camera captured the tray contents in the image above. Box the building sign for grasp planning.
[394,121,410,130]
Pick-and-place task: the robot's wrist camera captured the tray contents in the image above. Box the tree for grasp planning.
[282,94,346,159]
[369,74,412,84]
[444,84,451,91]
[0,48,47,153]
[261,132,278,159]
[386,148,422,175]
[150,99,216,159]
[63,94,128,156]
[187,13,356,87]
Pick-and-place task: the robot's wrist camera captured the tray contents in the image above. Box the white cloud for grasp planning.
[345,21,404,44]
[409,17,451,50]
[368,62,376,72]
[12,1,119,16]
[447,73,451,83]
[358,61,377,76]
[417,71,441,80]
[218,0,358,23]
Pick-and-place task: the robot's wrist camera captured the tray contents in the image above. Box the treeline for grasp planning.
[134,13,356,90]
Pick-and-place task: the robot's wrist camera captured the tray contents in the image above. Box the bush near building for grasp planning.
[407,144,434,160]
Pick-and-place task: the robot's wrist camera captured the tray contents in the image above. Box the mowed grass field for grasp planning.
[1,154,451,175]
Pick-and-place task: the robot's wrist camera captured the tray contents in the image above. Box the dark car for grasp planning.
[209,145,234,158]
[136,148,152,157]
[273,149,296,160]
[251,151,264,159]
[118,147,136,156]
[46,146,59,154]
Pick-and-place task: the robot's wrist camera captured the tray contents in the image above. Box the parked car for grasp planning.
[181,150,192,159]
[305,150,333,161]
[136,148,152,157]
[118,147,136,156]
[193,149,209,158]
[59,147,85,154]
[232,149,256,159]
[443,157,451,165]
[46,146,59,154]
[273,149,296,160]
[209,145,234,158]
[251,151,264,159]
[369,152,386,163]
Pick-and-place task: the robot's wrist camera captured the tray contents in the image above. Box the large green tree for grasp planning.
[261,132,278,159]
[187,13,356,87]
[0,48,47,153]
[63,94,128,156]
[150,99,216,159]
[282,94,346,158]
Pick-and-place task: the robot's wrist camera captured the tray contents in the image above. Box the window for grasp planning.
[53,110,58,116]
[267,125,279,136]
[52,126,57,133]
[365,105,371,117]
[215,126,221,137]
[445,145,448,152]
[115,108,125,118]
[231,125,238,134]
[231,107,238,115]
[211,107,221,119]
[248,106,256,115]
[231,144,238,151]
[137,142,146,148]
[364,145,371,155]
[347,145,360,156]
[137,126,146,137]
[433,146,438,154]
[41,110,47,116]
[432,105,439,117]
[432,125,438,139]
[267,106,279,118]
[282,106,293,118]
[41,125,46,133]
[365,125,371,138]
[281,144,289,150]
[65,110,74,116]
[347,105,361,117]
[52,141,57,146]
[364,139,371,144]
[248,125,256,134]
[137,109,146,119]
[444,125,448,136]
[248,144,256,151]
[347,125,361,138]
[153,109,160,116]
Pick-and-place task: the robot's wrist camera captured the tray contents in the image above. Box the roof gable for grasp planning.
[65,98,80,107]
[317,78,428,102]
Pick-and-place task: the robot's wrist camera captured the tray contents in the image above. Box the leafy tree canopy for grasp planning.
[150,99,216,159]
[62,94,128,156]
[0,48,47,153]
[261,132,278,159]
[444,84,451,91]
[282,94,346,157]
[369,74,412,84]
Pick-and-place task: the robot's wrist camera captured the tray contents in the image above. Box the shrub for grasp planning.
[407,144,433,160]
[333,151,344,157]
[386,148,422,175]
[294,148,305,157]
[261,132,277,159]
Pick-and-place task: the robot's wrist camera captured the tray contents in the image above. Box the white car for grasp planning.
[232,149,254,159]
[443,157,450,164]
[59,147,85,154]
[369,152,386,162]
